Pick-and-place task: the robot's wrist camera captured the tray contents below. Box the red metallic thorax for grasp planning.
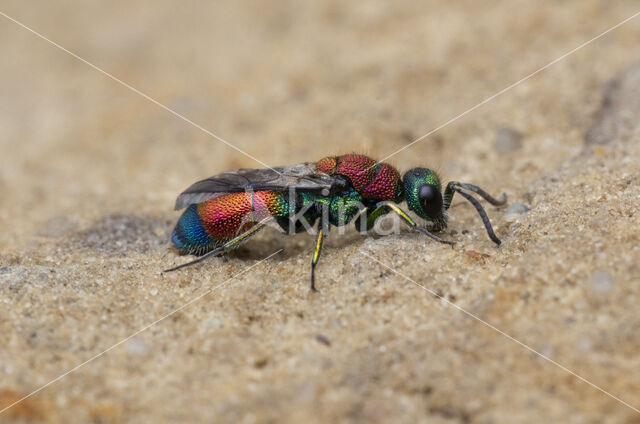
[316,154,402,202]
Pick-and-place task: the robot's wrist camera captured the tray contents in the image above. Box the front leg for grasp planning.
[374,202,454,245]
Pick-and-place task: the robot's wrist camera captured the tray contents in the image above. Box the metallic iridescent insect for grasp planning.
[164,154,506,290]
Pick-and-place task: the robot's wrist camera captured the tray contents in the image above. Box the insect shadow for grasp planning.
[71,214,173,254]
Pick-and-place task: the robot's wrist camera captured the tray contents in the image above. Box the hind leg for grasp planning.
[164,218,272,272]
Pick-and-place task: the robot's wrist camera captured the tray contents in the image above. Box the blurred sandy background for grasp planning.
[1,1,640,422]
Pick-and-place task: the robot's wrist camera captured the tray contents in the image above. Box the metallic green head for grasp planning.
[402,168,444,224]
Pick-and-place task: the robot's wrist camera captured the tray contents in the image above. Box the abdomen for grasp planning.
[172,191,290,255]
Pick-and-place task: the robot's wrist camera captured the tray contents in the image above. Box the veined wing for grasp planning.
[174,162,343,210]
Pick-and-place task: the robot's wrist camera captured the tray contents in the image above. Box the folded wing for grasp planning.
[174,162,342,210]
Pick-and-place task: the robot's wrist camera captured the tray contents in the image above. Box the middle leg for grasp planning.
[310,219,329,292]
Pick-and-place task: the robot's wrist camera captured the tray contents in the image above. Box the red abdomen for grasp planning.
[172,191,289,254]
[198,191,289,240]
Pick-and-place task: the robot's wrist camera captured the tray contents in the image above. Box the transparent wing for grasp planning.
[174,162,343,210]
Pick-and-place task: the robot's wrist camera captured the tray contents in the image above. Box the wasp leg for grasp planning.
[310,220,329,292]
[354,204,391,233]
[378,202,455,245]
[163,218,271,273]
[443,182,506,245]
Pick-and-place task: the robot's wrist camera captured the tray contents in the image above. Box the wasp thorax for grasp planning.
[402,168,443,222]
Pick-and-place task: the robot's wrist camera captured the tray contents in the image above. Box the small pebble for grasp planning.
[315,335,331,346]
[493,127,523,154]
[150,288,159,296]
[536,343,554,358]
[578,338,592,350]
[503,203,530,222]
[504,203,530,215]
[590,271,614,293]
[126,338,151,356]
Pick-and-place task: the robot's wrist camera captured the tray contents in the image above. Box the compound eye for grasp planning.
[418,184,442,219]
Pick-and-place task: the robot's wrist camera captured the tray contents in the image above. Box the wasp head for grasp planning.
[402,168,446,227]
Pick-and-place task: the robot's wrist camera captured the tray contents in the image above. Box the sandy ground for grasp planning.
[1,1,640,423]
